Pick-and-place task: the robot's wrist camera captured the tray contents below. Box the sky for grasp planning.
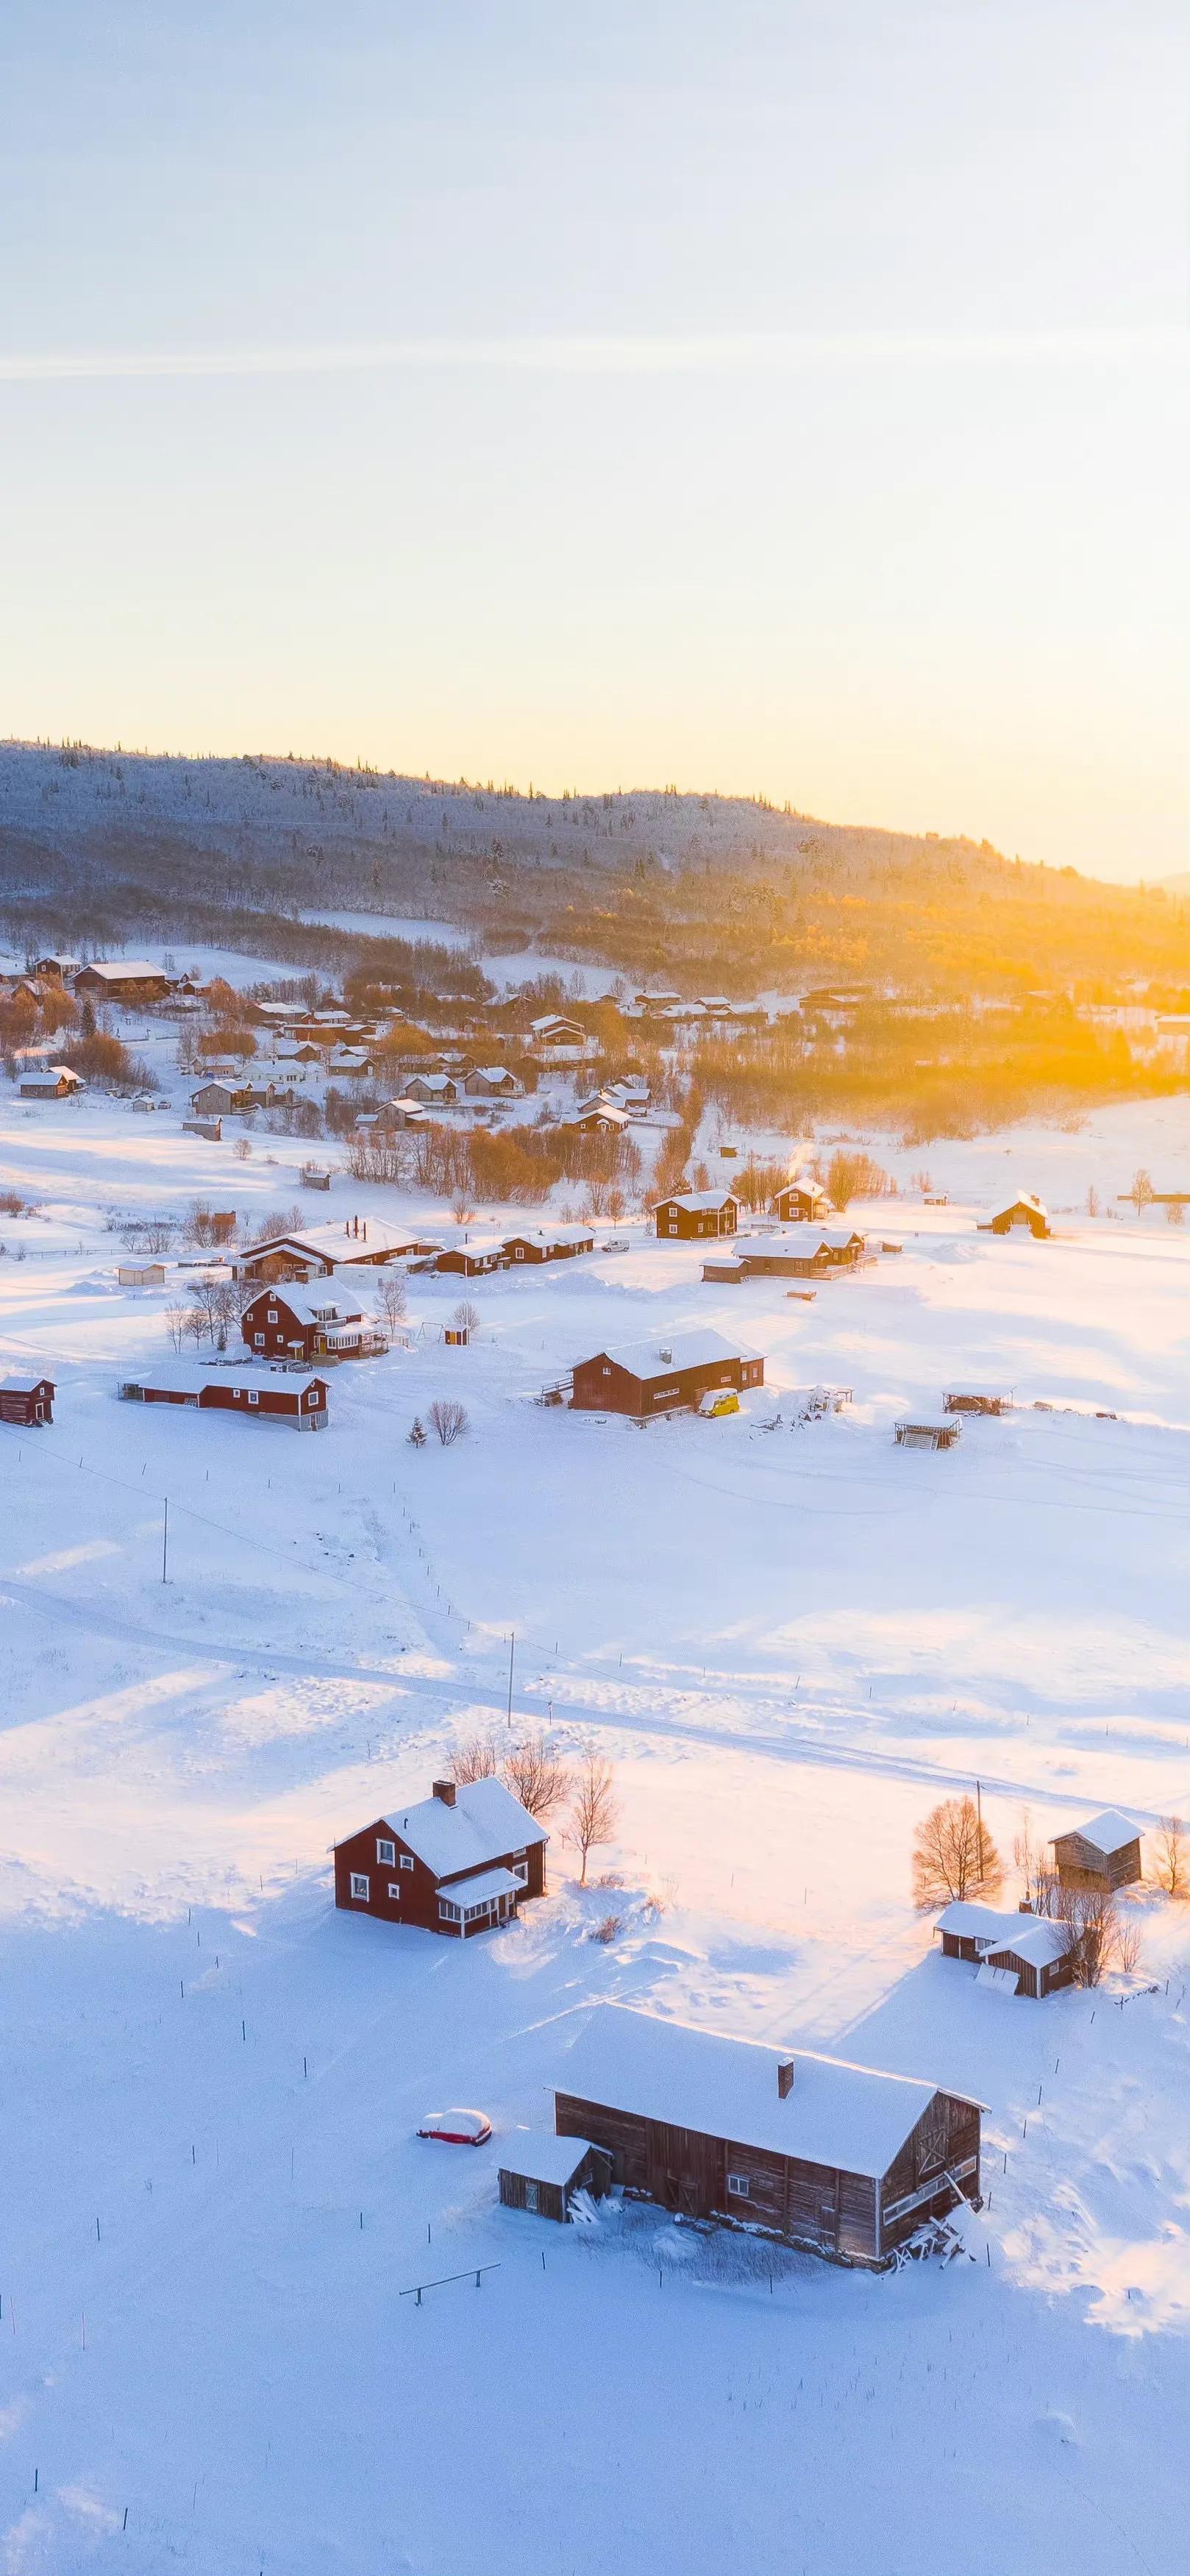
[0,0,1186,880]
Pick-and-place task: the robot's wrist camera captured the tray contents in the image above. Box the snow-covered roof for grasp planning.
[652,1189,739,1213]
[594,1328,761,1380]
[935,1901,1070,1966]
[556,2005,976,2178]
[995,1193,1049,1218]
[503,1224,594,1248]
[121,1363,324,1398]
[470,1064,516,1081]
[1058,1810,1139,1856]
[438,1865,522,1908]
[22,1066,83,1088]
[498,2132,598,2186]
[243,1286,363,1325]
[771,1223,865,1248]
[75,959,163,981]
[377,1779,547,1879]
[239,1220,419,1263]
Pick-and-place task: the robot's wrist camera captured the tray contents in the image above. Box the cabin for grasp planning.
[463,1065,523,1098]
[502,1225,594,1264]
[934,1901,1075,1999]
[118,1365,328,1427]
[568,1101,630,1135]
[333,1776,548,1938]
[498,2135,612,2221]
[772,1181,832,1224]
[894,1421,960,1451]
[34,954,82,980]
[0,1376,55,1427]
[431,1238,505,1276]
[240,1285,382,1362]
[190,1081,251,1117]
[552,2004,983,2265]
[1052,1811,1142,1894]
[705,1226,866,1284]
[653,1191,740,1240]
[118,1263,166,1287]
[19,1067,85,1099]
[233,1218,423,1282]
[73,961,171,1003]
[571,1328,763,1419]
[529,1014,585,1050]
[983,1195,1050,1239]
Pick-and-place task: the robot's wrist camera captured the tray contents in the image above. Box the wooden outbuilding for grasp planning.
[943,1391,1013,1415]
[502,1225,594,1264]
[118,1263,166,1287]
[118,1365,328,1427]
[934,1901,1075,1999]
[552,2004,983,2265]
[571,1328,763,1419]
[73,961,171,1003]
[333,1777,548,1938]
[653,1190,739,1240]
[0,1376,55,1427]
[498,2134,612,2221]
[894,1421,960,1451]
[983,1195,1050,1238]
[19,1067,85,1099]
[1052,1810,1142,1893]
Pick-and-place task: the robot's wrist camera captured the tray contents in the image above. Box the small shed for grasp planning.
[182,1117,223,1140]
[984,1195,1050,1239]
[894,1421,960,1451]
[498,2133,611,2221]
[1052,1810,1142,1893]
[118,1263,166,1287]
[0,1376,55,1427]
[943,1391,1013,1416]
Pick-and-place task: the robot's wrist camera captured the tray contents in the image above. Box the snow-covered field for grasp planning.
[1,1058,1188,2574]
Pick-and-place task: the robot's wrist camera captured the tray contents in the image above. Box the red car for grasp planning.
[417,2108,492,2146]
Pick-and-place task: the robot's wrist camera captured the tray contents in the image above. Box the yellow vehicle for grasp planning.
[698,1387,739,1418]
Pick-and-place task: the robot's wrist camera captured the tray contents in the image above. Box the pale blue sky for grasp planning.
[1,1,1186,876]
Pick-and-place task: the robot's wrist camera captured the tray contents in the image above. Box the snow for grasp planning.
[498,2131,598,2186]
[376,1779,547,1875]
[556,2002,971,2176]
[656,1188,739,1211]
[595,1326,763,1375]
[0,1026,1187,2572]
[1066,1809,1141,1855]
[441,1864,523,1907]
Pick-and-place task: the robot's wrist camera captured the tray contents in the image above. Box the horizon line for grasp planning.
[1,324,1186,385]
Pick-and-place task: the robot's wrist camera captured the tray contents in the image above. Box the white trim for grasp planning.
[376,1837,396,1865]
[387,1882,401,1900]
[725,2172,750,2199]
[399,1853,414,1871]
[349,1872,370,1901]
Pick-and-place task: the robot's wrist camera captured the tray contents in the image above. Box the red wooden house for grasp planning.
[334,1777,548,1938]
[571,1328,763,1418]
[240,1284,383,1361]
[652,1191,739,1239]
[0,1376,55,1427]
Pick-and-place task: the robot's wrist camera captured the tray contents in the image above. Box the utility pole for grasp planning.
[507,1632,515,1729]
[162,1495,169,1584]
[976,1778,983,1883]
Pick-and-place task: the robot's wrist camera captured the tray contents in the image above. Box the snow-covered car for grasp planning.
[416,2108,492,2146]
[600,1238,632,1253]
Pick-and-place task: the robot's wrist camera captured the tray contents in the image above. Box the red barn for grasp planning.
[0,1376,55,1427]
[118,1365,328,1427]
[334,1777,548,1938]
[571,1328,763,1418]
[652,1191,739,1240]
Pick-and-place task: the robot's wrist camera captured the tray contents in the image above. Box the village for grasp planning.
[0,937,1187,2571]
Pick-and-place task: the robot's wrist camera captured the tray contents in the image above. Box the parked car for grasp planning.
[600,1238,632,1253]
[417,2107,492,2146]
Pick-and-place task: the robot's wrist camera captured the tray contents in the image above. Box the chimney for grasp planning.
[660,1346,672,1364]
[432,1779,457,1807]
[777,2059,795,2099]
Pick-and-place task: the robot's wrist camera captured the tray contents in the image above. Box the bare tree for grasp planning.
[1058,1885,1117,1986]
[165,1303,188,1353]
[427,1398,468,1445]
[375,1270,407,1333]
[826,1150,888,1211]
[450,1729,500,1785]
[1128,1167,1154,1214]
[1013,1810,1060,1916]
[450,1196,477,1224]
[501,1730,572,1820]
[912,1796,1003,1910]
[1167,1198,1185,1227]
[233,1136,252,1160]
[569,1752,619,1885]
[1113,1912,1143,1976]
[1085,1184,1100,1217]
[1152,1816,1188,1897]
[451,1299,480,1337]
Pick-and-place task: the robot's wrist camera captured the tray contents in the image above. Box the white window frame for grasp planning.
[387,1882,401,1900]
[726,2172,749,2199]
[267,1309,278,1323]
[254,1332,266,1347]
[438,1897,460,1922]
[376,1837,396,1865]
[399,1853,414,1871]
[248,1390,260,1406]
[511,1851,528,1883]
[349,1872,370,1902]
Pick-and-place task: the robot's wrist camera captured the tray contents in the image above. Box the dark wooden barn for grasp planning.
[118,1365,328,1427]
[0,1376,55,1427]
[1052,1810,1142,1893]
[934,1901,1075,1999]
[552,2004,982,2265]
[498,2134,612,2221]
[571,1328,764,1419]
[333,1777,548,1938]
[652,1190,740,1240]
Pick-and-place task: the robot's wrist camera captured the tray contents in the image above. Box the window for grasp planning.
[399,1854,414,1871]
[667,1223,677,1236]
[438,1898,460,1922]
[511,1850,528,1882]
[377,1837,396,1865]
[524,2180,539,2213]
[387,1882,401,1900]
[254,1332,265,1347]
[267,1309,278,1323]
[349,1872,370,1901]
[726,2173,749,2199]
[602,1365,612,1378]
[248,1391,260,1406]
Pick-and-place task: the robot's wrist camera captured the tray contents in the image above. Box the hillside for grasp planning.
[1,739,1186,995]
